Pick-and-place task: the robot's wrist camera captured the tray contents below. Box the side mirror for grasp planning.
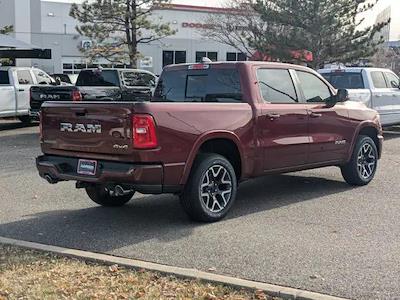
[326,89,348,107]
[336,89,349,102]
[391,80,400,89]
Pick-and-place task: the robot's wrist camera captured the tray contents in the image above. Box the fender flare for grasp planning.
[180,131,245,185]
[346,121,381,162]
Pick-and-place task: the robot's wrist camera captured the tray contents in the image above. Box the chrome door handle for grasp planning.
[267,113,280,120]
[18,89,25,92]
[310,112,322,118]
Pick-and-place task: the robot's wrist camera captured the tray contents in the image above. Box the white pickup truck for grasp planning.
[318,67,400,126]
[0,67,55,123]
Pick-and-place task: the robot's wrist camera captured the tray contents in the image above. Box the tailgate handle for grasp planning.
[71,108,88,116]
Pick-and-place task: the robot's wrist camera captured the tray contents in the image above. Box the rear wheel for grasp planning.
[180,154,237,222]
[18,115,32,125]
[85,184,134,207]
[341,135,378,186]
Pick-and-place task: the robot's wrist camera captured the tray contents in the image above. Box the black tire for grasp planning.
[85,184,134,207]
[341,135,378,186]
[18,115,32,124]
[180,153,237,222]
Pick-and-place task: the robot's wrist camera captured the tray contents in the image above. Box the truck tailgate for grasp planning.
[41,102,135,156]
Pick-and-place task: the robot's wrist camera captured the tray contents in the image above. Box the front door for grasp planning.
[371,70,400,126]
[295,70,352,164]
[382,71,400,125]
[14,70,34,113]
[256,68,309,171]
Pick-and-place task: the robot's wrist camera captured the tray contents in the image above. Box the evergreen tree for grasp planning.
[0,25,13,35]
[251,0,389,69]
[0,26,14,66]
[70,0,176,67]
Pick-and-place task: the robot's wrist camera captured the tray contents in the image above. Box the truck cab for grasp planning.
[0,67,54,123]
[319,67,400,126]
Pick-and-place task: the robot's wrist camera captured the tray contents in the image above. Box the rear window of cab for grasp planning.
[152,66,243,103]
[0,71,10,84]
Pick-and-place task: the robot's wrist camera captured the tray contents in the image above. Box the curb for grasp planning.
[0,236,348,300]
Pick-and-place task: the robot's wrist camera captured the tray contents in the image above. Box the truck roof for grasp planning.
[318,67,394,73]
[165,61,313,72]
[0,66,41,71]
[82,68,155,75]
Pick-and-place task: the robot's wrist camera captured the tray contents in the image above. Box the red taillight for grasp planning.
[132,114,158,149]
[188,64,210,70]
[71,90,82,101]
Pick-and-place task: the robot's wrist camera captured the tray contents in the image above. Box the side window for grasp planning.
[122,72,155,87]
[33,70,53,85]
[257,69,298,103]
[296,71,331,103]
[384,72,399,88]
[16,70,34,85]
[371,71,387,89]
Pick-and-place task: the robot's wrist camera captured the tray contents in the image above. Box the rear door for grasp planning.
[370,70,398,126]
[0,70,15,116]
[295,70,353,164]
[256,68,309,171]
[14,69,34,113]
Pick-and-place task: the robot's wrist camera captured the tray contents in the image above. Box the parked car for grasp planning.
[36,61,383,222]
[30,68,157,118]
[50,73,78,85]
[318,67,400,126]
[0,67,55,123]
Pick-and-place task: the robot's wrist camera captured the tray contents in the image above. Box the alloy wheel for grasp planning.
[200,165,233,213]
[357,143,377,180]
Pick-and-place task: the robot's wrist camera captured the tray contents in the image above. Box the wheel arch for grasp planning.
[347,122,382,162]
[180,131,245,185]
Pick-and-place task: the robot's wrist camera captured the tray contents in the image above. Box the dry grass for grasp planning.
[0,244,276,300]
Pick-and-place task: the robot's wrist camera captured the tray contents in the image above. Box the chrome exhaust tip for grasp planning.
[44,174,58,184]
[114,185,134,196]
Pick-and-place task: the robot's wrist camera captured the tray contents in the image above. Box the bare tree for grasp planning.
[371,46,400,75]
[201,0,266,59]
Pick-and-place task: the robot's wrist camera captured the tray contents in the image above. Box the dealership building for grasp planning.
[0,0,247,75]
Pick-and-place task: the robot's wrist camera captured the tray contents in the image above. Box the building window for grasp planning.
[226,52,247,61]
[196,51,218,62]
[163,50,187,67]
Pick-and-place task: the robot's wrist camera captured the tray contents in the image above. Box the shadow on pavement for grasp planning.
[0,120,38,132]
[383,130,400,141]
[0,173,355,253]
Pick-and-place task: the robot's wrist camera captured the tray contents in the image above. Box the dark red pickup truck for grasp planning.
[36,61,383,222]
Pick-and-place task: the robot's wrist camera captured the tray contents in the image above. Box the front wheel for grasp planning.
[85,184,134,207]
[180,154,237,222]
[341,135,378,186]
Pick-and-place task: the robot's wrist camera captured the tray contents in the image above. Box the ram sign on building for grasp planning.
[0,0,247,75]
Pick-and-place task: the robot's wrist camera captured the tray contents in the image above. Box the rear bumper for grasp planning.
[36,155,179,194]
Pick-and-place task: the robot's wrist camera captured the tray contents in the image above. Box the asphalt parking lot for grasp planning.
[1,119,400,300]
